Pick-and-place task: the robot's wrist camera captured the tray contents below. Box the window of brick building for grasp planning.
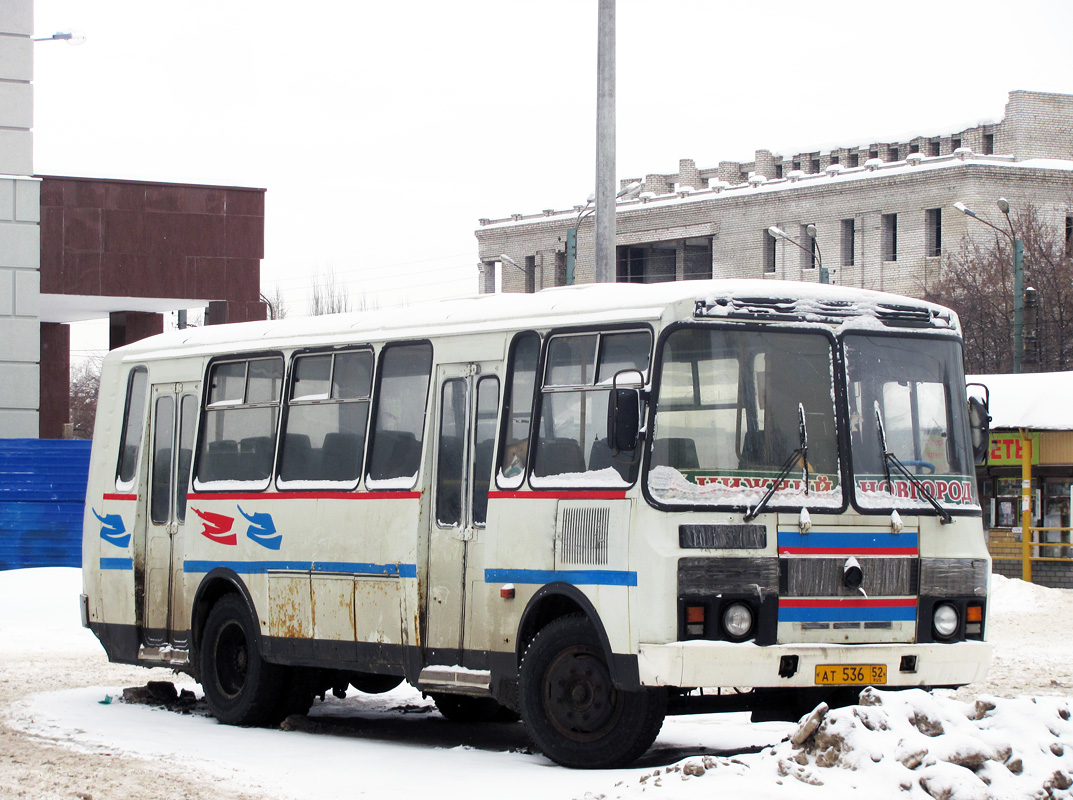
[983,133,995,155]
[925,208,942,257]
[810,158,820,173]
[831,155,840,165]
[792,160,801,171]
[841,219,856,266]
[869,149,879,160]
[910,144,920,155]
[952,137,962,150]
[525,255,536,293]
[764,229,777,273]
[775,163,783,179]
[1066,215,1073,257]
[929,140,940,157]
[799,224,817,269]
[890,147,900,161]
[848,153,860,168]
[882,214,898,261]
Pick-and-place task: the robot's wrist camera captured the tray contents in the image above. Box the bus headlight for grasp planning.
[722,602,754,640]
[933,603,959,639]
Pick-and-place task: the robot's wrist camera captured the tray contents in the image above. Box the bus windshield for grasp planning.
[844,334,978,512]
[647,326,841,509]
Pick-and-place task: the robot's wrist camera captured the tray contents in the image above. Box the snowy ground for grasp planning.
[2,569,1073,799]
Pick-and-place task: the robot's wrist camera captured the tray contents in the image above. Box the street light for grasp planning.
[954,199,1024,372]
[768,224,828,283]
[566,181,641,286]
[33,31,87,45]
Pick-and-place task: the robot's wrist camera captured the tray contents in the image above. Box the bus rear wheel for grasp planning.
[200,594,284,726]
[519,614,666,769]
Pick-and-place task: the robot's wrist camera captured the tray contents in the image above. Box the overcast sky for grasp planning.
[30,0,1073,356]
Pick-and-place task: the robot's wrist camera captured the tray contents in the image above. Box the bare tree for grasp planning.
[925,204,1073,374]
[262,283,288,320]
[309,268,351,316]
[70,355,103,439]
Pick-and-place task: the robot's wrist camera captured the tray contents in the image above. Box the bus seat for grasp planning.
[653,437,699,470]
[279,433,313,481]
[201,439,239,482]
[240,436,274,481]
[589,438,635,482]
[368,430,421,482]
[321,432,362,481]
[536,437,585,477]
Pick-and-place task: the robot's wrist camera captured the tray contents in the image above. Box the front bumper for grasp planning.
[638,639,992,689]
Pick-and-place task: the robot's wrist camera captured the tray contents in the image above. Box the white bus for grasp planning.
[81,280,992,768]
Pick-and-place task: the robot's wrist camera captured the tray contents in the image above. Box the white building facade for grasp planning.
[476,91,1073,300]
[0,0,40,437]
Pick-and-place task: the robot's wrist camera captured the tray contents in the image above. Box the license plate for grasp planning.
[814,664,887,685]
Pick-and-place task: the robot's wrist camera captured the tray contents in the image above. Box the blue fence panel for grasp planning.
[0,439,92,570]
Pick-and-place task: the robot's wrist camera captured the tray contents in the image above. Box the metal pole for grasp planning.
[1021,428,1033,582]
[1013,238,1024,373]
[594,0,615,283]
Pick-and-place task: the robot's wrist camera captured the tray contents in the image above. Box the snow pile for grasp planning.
[616,688,1073,799]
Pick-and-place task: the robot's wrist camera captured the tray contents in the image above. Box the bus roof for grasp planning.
[107,279,959,362]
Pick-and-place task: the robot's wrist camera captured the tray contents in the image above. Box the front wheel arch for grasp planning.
[515,583,635,689]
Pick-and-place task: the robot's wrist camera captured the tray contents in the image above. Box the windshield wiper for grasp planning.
[745,404,808,522]
[874,403,952,524]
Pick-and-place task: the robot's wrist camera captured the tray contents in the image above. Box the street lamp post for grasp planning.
[768,225,827,283]
[954,199,1024,373]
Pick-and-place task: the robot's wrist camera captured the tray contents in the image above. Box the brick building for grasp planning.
[475,90,1073,300]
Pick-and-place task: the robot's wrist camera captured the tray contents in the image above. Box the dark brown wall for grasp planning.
[36,176,268,438]
[38,176,267,320]
[39,322,70,440]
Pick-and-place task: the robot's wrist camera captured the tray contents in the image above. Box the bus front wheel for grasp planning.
[200,594,284,726]
[519,614,666,768]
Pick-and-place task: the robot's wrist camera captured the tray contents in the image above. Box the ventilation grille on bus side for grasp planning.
[559,507,610,565]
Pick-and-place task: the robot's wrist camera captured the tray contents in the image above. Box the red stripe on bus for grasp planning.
[186,491,422,501]
[778,547,918,556]
[779,598,917,608]
[103,493,138,501]
[487,490,628,500]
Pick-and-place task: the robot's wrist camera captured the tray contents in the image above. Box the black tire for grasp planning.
[432,693,520,723]
[200,594,284,726]
[519,614,666,769]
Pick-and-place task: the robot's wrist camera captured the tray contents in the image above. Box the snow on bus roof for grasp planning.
[109,279,955,361]
[969,371,1073,431]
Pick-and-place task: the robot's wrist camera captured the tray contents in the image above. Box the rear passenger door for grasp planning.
[425,362,500,661]
[141,382,198,647]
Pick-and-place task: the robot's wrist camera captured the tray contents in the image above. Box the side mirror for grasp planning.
[608,369,645,456]
[966,385,991,465]
[608,388,641,454]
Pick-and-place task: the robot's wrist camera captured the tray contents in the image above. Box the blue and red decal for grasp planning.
[777,529,919,556]
[93,508,131,548]
[779,597,917,623]
[191,506,281,549]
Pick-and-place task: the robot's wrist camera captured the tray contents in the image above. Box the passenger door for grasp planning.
[140,382,198,646]
[425,363,500,661]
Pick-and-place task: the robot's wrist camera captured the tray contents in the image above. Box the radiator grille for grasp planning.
[559,507,610,565]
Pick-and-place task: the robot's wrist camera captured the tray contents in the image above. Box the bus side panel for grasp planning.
[82,358,142,664]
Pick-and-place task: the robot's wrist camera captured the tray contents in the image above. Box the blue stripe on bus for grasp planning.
[100,557,134,571]
[777,530,919,550]
[778,605,918,623]
[183,560,417,577]
[484,568,637,587]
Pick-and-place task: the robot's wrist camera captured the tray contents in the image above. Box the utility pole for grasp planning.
[594,0,615,283]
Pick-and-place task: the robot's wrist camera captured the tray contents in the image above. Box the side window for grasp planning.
[116,366,149,491]
[435,379,467,527]
[366,342,433,489]
[176,395,197,522]
[150,395,175,525]
[496,332,540,489]
[279,349,373,487]
[194,356,284,489]
[473,376,500,525]
[532,329,651,486]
